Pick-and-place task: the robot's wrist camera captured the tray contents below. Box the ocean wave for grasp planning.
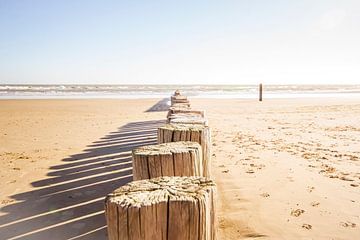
[1,84,360,99]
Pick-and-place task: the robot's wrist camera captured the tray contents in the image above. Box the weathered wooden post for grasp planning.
[170,90,191,106]
[167,112,208,126]
[105,176,216,240]
[171,96,190,106]
[158,124,211,177]
[171,102,191,108]
[259,83,263,101]
[167,108,205,118]
[132,141,203,180]
[168,116,208,126]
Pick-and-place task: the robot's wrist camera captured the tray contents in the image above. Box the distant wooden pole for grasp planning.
[259,83,263,101]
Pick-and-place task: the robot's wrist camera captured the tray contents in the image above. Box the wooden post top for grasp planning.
[106,176,215,208]
[159,123,208,131]
[168,108,205,115]
[168,112,204,118]
[171,95,187,100]
[169,106,192,111]
[169,117,208,126]
[133,141,201,156]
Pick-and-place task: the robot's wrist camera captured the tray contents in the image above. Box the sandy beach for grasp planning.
[0,98,359,239]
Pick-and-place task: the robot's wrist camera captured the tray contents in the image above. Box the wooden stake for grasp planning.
[168,108,205,118]
[167,113,208,126]
[171,102,191,108]
[259,83,263,101]
[171,97,190,106]
[169,117,208,126]
[158,124,211,177]
[105,176,216,240]
[132,141,203,180]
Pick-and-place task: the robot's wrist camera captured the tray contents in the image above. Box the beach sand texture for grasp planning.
[0,98,359,239]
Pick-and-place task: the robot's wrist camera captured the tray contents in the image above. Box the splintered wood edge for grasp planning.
[159,123,208,131]
[168,112,203,117]
[106,176,215,208]
[168,114,206,121]
[169,106,193,111]
[133,141,201,156]
[171,103,191,107]
[171,95,187,99]
[170,118,208,126]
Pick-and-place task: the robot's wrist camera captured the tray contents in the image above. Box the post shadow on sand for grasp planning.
[145,98,170,112]
[0,119,165,240]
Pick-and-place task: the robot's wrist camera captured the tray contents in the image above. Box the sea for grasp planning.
[0,84,360,99]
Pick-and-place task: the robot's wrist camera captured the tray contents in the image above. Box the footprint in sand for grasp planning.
[310,202,320,207]
[348,155,359,161]
[260,193,270,198]
[222,169,229,173]
[340,221,356,228]
[291,209,305,217]
[307,186,315,193]
[339,176,355,182]
[1,199,15,205]
[287,176,294,182]
[302,224,312,230]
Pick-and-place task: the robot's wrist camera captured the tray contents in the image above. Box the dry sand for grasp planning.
[0,98,359,239]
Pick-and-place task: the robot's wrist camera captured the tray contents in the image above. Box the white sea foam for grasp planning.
[0,85,359,99]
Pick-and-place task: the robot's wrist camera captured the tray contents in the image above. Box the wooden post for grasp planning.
[158,124,211,177]
[171,102,191,108]
[171,96,190,106]
[167,112,204,120]
[167,108,205,118]
[132,141,203,180]
[105,176,216,240]
[167,112,208,126]
[259,83,263,101]
[168,116,208,126]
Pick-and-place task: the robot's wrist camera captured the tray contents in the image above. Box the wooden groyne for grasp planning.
[105,90,217,240]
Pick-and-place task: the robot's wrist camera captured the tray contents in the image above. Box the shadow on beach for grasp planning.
[0,119,164,240]
[145,98,170,112]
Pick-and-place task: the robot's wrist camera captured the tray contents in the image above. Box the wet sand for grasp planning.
[0,98,359,239]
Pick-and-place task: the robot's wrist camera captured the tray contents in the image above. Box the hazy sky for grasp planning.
[0,0,359,85]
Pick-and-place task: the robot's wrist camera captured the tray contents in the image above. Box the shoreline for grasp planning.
[1,93,360,101]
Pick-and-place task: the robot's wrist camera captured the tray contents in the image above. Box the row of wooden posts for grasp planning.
[105,90,216,240]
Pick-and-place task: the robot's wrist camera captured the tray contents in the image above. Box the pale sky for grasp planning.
[0,0,359,85]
